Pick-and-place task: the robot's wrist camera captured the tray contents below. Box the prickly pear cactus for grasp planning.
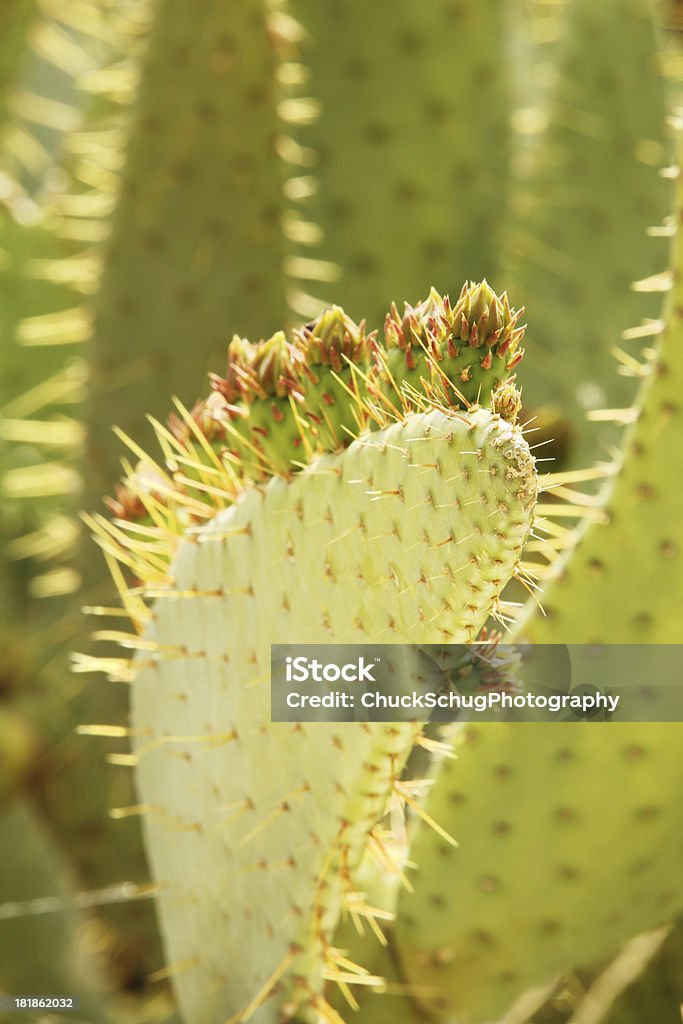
[291,0,514,324]
[2,0,683,1022]
[380,281,525,410]
[0,0,165,989]
[121,400,537,1024]
[521,136,683,644]
[155,280,527,483]
[0,1,34,127]
[394,721,683,1023]
[501,0,673,469]
[85,0,294,499]
[89,285,539,1023]
[207,304,376,478]
[387,130,683,1024]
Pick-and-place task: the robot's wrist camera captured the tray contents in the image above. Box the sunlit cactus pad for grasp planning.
[119,402,537,1023]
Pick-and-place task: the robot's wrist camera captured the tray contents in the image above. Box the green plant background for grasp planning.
[0,1,682,1022]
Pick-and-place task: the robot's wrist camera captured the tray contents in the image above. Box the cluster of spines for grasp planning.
[210,280,525,419]
[104,281,527,525]
[376,281,526,426]
[209,306,373,407]
[384,280,525,376]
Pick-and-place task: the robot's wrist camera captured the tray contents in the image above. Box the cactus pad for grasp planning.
[97,402,540,1024]
[394,721,683,1023]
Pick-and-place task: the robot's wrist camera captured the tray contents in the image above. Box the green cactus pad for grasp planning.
[0,0,34,129]
[520,147,683,644]
[389,167,683,1021]
[208,305,375,477]
[394,721,683,1023]
[119,406,537,1023]
[501,0,672,469]
[289,0,513,326]
[0,6,168,986]
[107,283,526,514]
[86,0,293,499]
[380,281,525,411]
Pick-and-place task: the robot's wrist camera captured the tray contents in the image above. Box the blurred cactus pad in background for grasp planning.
[1,1,683,1023]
